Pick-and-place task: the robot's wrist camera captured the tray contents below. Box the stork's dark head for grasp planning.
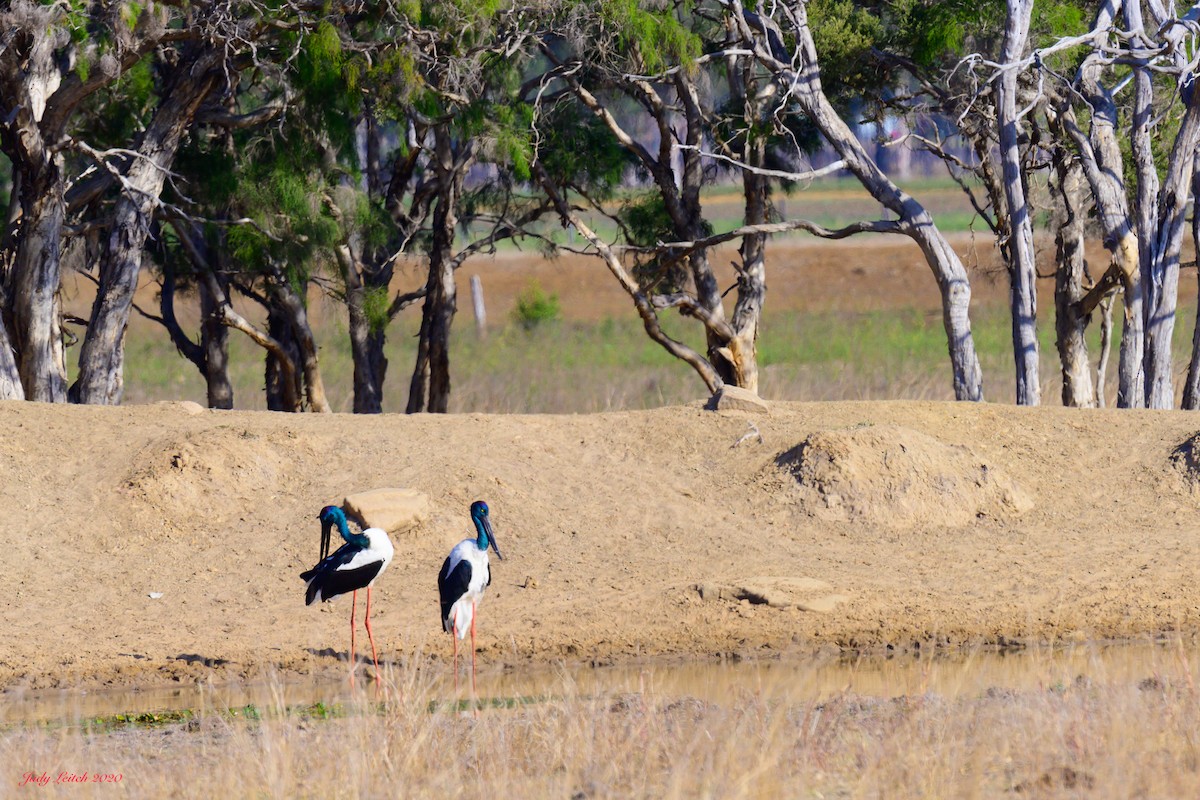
[318,505,346,529]
[470,500,503,560]
[318,504,363,547]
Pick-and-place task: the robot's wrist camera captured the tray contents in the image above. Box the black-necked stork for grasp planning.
[438,500,503,695]
[301,505,394,684]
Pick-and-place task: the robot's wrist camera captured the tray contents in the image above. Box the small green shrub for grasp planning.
[512,281,560,329]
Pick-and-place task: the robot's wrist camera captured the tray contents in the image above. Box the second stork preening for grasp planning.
[301,505,394,684]
[438,500,503,694]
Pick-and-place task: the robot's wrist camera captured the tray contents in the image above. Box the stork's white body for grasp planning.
[303,527,394,605]
[442,538,492,639]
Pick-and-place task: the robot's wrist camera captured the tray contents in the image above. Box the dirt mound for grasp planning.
[123,426,310,521]
[775,425,1032,528]
[1170,433,1200,495]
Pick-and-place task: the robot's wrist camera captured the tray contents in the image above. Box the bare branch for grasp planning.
[674,144,846,182]
[533,161,724,394]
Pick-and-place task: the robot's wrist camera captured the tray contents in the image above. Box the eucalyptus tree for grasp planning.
[1023,1,1200,409]
[384,0,553,414]
[719,0,986,400]
[160,23,358,414]
[0,0,174,401]
[68,29,226,405]
[542,1,754,393]
[0,0,356,408]
[538,0,864,396]
[936,0,1200,409]
[869,0,1101,405]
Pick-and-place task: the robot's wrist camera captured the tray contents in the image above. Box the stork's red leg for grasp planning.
[451,608,459,695]
[471,601,478,699]
[365,587,381,684]
[349,590,358,686]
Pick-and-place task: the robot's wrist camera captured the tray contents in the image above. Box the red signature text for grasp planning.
[19,771,124,787]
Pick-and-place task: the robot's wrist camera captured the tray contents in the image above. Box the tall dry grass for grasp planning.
[6,647,1200,799]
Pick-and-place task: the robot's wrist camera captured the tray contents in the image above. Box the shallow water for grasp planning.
[4,640,1194,727]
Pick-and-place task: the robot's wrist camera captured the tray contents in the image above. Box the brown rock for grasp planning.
[341,487,431,533]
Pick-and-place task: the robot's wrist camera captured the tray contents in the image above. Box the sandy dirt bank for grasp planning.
[2,399,1199,691]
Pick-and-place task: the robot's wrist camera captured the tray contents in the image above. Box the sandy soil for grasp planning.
[3,398,1200,692]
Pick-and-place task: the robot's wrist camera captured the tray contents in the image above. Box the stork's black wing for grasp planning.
[301,542,382,605]
[438,557,473,632]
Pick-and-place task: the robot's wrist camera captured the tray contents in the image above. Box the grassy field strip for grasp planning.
[115,302,1200,412]
[5,641,1200,797]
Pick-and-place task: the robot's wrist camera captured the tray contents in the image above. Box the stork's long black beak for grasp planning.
[319,518,333,561]
[484,516,503,560]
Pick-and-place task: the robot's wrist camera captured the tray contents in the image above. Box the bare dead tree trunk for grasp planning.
[1182,158,1200,410]
[407,189,460,414]
[729,160,767,395]
[673,73,734,380]
[736,1,983,400]
[1052,104,1142,405]
[10,156,68,401]
[1142,103,1200,409]
[548,51,753,394]
[1097,294,1114,408]
[720,49,768,395]
[534,161,724,393]
[199,272,233,410]
[0,307,24,400]
[71,49,219,405]
[269,267,330,413]
[997,0,1040,405]
[1124,0,1160,409]
[1059,3,1143,407]
[266,305,303,412]
[1050,150,1094,407]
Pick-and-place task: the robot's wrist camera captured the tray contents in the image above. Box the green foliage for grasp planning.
[94,58,156,140]
[363,286,392,334]
[885,0,1003,66]
[60,0,90,44]
[224,159,340,289]
[884,0,1088,68]
[491,103,535,180]
[120,1,144,31]
[418,0,506,52]
[512,280,561,329]
[807,0,885,97]
[537,104,629,199]
[597,0,701,74]
[1032,1,1087,45]
[619,193,674,246]
[292,22,361,158]
[618,194,697,295]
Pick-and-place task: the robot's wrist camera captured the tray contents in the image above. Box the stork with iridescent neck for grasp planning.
[301,505,394,685]
[438,500,504,695]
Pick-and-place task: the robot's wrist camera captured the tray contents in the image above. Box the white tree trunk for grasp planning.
[743,1,983,400]
[998,0,1040,405]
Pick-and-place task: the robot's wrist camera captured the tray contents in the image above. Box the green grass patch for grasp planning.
[117,295,1196,413]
